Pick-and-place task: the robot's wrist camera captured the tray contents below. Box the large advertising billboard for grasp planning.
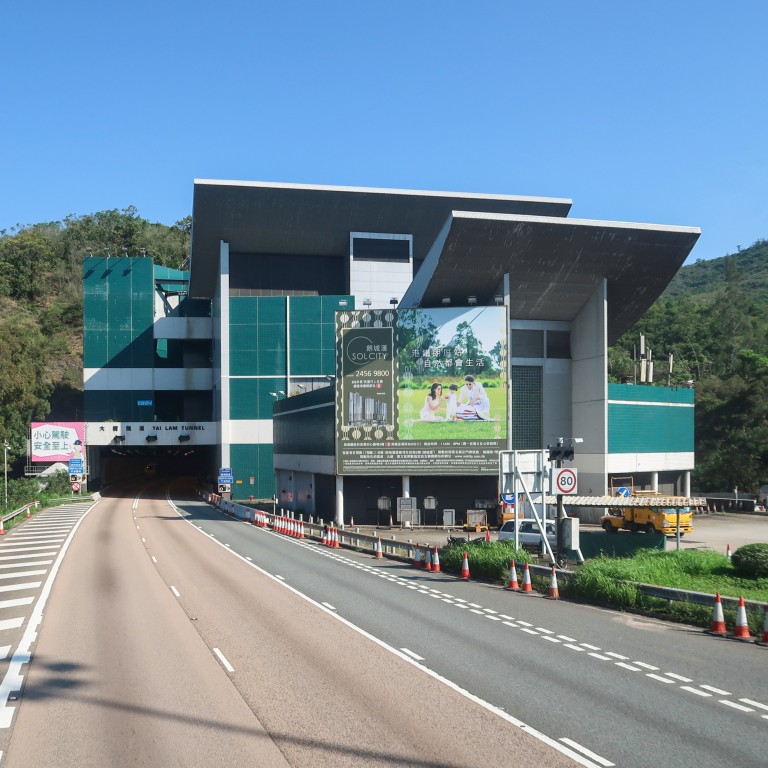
[30,422,85,462]
[336,307,507,474]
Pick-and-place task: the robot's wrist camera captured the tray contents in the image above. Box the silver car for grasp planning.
[498,518,556,546]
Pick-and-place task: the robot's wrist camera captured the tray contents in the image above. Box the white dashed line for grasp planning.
[647,674,675,684]
[170,586,181,598]
[720,700,753,712]
[520,628,540,635]
[557,635,576,642]
[633,662,658,670]
[604,652,628,660]
[151,556,157,563]
[681,686,711,697]
[615,662,641,672]
[542,636,561,643]
[665,673,693,683]
[565,644,586,652]
[400,648,425,661]
[580,643,600,651]
[700,685,730,696]
[738,699,768,711]
[321,602,336,611]
[274,575,285,581]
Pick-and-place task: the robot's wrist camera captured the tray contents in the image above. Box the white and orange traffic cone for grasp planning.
[520,562,532,592]
[375,537,384,558]
[321,528,328,546]
[0,516,5,535]
[333,527,340,548]
[432,546,441,573]
[460,552,470,579]
[485,529,491,542]
[413,547,423,568]
[389,514,394,528]
[298,521,305,539]
[424,547,432,571]
[731,596,752,640]
[726,544,732,560]
[707,593,727,635]
[507,561,520,590]
[25,506,31,518]
[547,566,560,600]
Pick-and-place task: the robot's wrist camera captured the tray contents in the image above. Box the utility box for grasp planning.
[442,509,456,527]
[562,517,580,549]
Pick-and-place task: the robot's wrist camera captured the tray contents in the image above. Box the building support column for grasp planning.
[335,475,344,527]
[650,472,658,492]
[683,471,691,498]
[402,475,410,498]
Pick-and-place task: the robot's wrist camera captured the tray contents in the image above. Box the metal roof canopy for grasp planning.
[188,180,572,298]
[401,212,701,344]
[544,495,706,508]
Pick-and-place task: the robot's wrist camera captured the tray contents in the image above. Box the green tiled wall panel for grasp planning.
[230,377,286,420]
[608,403,693,453]
[273,406,335,456]
[608,383,694,405]
[230,444,275,500]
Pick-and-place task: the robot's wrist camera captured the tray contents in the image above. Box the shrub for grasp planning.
[731,543,768,579]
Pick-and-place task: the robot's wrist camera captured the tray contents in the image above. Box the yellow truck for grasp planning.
[601,487,694,536]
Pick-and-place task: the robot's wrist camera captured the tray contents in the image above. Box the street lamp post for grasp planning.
[3,441,10,511]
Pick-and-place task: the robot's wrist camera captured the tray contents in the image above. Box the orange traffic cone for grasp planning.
[333,527,340,548]
[424,547,432,571]
[484,529,491,542]
[460,552,470,579]
[375,537,384,558]
[731,596,752,640]
[520,562,532,592]
[726,544,732,560]
[432,546,441,573]
[707,593,727,635]
[547,566,560,599]
[298,521,305,539]
[25,506,31,518]
[0,516,5,535]
[389,514,394,528]
[507,561,520,590]
[413,547,423,568]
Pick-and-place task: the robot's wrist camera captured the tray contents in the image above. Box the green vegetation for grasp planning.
[731,543,768,579]
[440,539,531,582]
[2,470,81,529]
[565,549,768,634]
[0,208,190,509]
[609,239,768,494]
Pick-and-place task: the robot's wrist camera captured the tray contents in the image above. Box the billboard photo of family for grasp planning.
[396,306,507,442]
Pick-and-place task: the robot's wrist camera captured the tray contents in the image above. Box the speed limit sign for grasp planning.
[554,468,577,495]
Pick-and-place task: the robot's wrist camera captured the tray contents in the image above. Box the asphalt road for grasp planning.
[1,485,579,768]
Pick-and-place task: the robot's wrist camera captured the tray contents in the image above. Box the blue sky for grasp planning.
[2,1,766,263]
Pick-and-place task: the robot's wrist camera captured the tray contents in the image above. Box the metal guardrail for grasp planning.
[2,501,39,527]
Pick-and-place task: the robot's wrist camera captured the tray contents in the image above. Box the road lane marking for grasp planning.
[589,653,612,661]
[0,547,60,554]
[141,538,146,543]
[681,686,711,697]
[664,673,693,682]
[559,738,615,766]
[604,652,628,660]
[632,662,658,670]
[321,602,336,611]
[0,571,47,580]
[151,556,157,563]
[173,499,611,768]
[499,614,514,620]
[536,627,554,634]
[0,499,98,728]
[739,698,768,711]
[0,583,42,594]
[520,628,540,635]
[170,586,181,598]
[720,700,753,712]
[615,662,641,672]
[557,635,576,642]
[647,674,675,683]
[0,647,10,660]
[700,685,730,695]
[0,619,24,632]
[274,575,285,581]
[581,644,601,651]
[470,609,485,615]
[565,644,586,652]
[542,636,561,643]
[400,648,424,661]
[0,598,34,610]
[213,648,235,672]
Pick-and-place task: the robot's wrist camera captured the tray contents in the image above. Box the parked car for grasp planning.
[498,518,556,547]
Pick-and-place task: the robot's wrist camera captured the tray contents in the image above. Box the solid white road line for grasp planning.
[400,648,425,661]
[321,602,337,611]
[559,738,615,767]
[0,554,58,562]
[213,648,234,673]
[0,546,61,554]
[0,647,10,660]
